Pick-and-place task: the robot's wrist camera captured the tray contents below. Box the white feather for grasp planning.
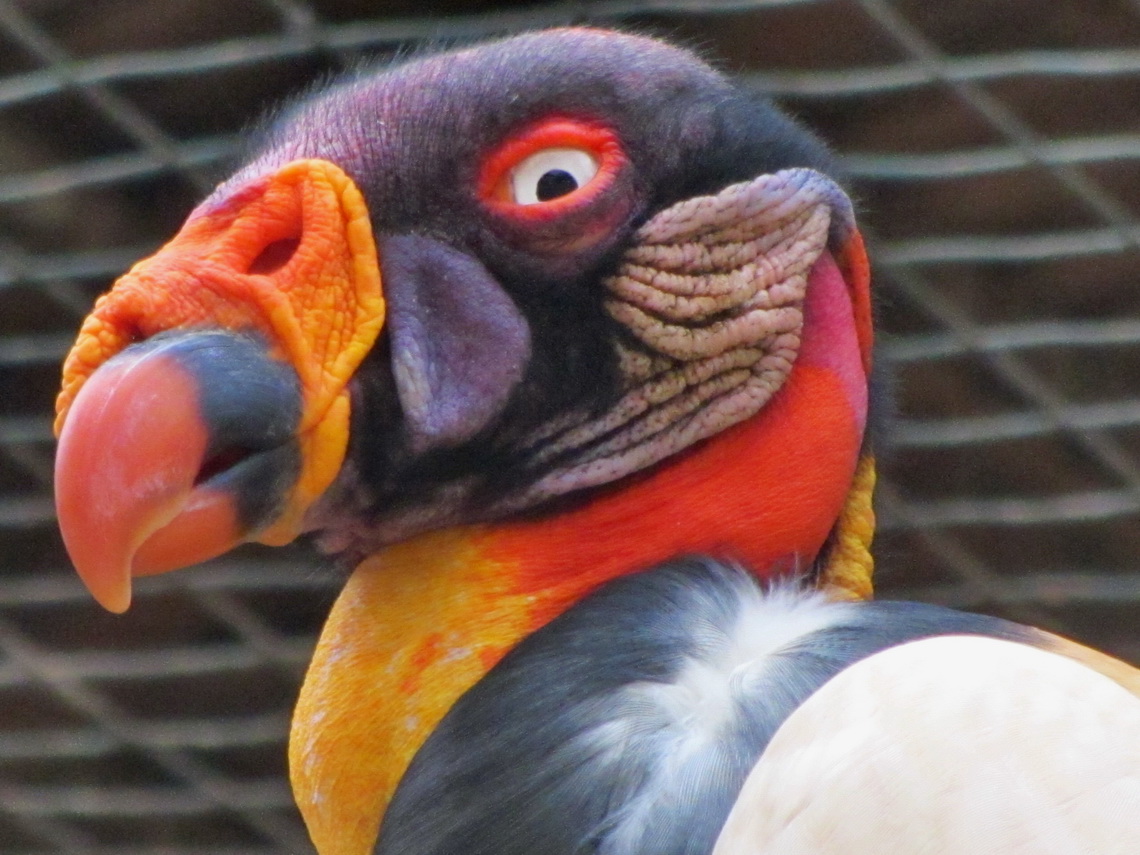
[631,583,851,747]
[712,634,1140,854]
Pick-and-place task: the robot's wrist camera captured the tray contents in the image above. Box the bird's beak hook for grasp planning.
[54,159,385,611]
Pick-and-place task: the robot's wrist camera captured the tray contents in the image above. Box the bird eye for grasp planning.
[508,148,600,205]
[478,117,626,220]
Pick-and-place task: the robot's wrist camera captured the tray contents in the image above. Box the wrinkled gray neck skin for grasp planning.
[375,559,1034,855]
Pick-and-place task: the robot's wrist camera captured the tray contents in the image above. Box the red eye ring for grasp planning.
[477,117,627,221]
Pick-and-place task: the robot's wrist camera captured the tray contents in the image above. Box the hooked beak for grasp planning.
[53,159,385,612]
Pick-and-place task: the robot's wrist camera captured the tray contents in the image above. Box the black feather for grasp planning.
[376,557,1035,855]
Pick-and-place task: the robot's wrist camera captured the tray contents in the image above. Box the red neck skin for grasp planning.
[479,247,869,626]
[290,247,870,855]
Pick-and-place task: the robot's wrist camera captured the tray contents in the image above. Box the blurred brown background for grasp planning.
[1,1,1139,852]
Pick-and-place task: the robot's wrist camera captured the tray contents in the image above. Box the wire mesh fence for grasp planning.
[1,0,1138,851]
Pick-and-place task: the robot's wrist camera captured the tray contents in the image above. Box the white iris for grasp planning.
[509,148,599,205]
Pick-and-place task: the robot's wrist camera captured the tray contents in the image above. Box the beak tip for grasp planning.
[95,585,132,615]
[68,546,135,614]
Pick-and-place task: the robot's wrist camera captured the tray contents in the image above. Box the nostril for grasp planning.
[249,237,300,275]
[195,445,256,486]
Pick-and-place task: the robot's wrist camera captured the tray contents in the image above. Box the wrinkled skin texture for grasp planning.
[237,29,846,557]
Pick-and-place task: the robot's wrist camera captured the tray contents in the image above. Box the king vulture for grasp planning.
[50,28,1140,855]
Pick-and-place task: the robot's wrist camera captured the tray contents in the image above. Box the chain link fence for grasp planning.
[1,0,1138,851]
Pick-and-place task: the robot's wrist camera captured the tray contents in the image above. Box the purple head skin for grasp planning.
[191,28,845,561]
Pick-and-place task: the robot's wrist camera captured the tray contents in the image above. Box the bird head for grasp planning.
[53,28,876,855]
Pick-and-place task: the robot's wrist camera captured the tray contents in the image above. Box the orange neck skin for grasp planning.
[291,249,869,855]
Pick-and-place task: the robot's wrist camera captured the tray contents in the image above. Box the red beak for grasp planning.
[55,344,234,612]
[53,159,385,611]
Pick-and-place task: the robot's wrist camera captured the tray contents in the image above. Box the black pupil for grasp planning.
[536,169,579,201]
